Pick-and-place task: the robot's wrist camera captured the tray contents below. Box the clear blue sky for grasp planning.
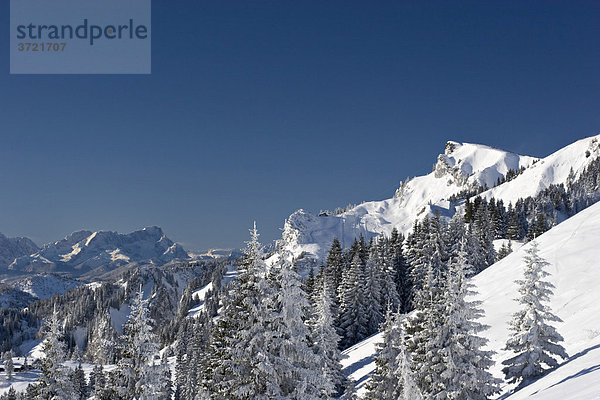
[1,1,599,251]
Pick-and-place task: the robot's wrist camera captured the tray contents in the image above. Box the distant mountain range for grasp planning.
[0,226,190,278]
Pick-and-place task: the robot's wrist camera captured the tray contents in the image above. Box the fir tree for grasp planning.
[89,364,107,399]
[5,387,17,400]
[367,309,422,400]
[203,223,280,399]
[363,247,384,335]
[111,286,165,399]
[365,309,402,400]
[36,305,78,400]
[3,350,14,381]
[338,252,369,348]
[440,241,501,399]
[502,241,568,385]
[326,238,345,301]
[388,228,408,310]
[269,251,330,398]
[310,277,346,397]
[71,363,88,399]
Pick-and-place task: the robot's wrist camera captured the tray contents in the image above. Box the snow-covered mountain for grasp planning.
[5,226,190,277]
[0,233,39,269]
[9,274,84,300]
[281,135,600,262]
[189,248,243,261]
[479,135,600,204]
[343,198,600,398]
[281,140,539,261]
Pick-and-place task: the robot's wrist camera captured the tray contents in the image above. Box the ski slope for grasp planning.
[344,200,600,398]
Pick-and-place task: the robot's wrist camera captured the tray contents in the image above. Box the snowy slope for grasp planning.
[282,141,538,261]
[479,135,600,205]
[474,198,600,398]
[8,273,83,300]
[7,226,190,277]
[344,199,600,398]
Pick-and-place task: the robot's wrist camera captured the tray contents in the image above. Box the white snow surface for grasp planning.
[9,273,83,300]
[344,199,600,399]
[341,332,383,397]
[282,140,538,261]
[187,282,214,318]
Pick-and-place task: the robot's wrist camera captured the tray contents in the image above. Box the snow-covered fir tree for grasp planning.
[35,305,78,400]
[338,252,369,348]
[387,228,407,311]
[268,250,330,398]
[71,363,88,400]
[502,241,568,386]
[89,364,107,399]
[363,244,384,335]
[110,286,168,400]
[325,238,345,303]
[3,350,14,381]
[439,240,500,399]
[310,276,346,397]
[202,223,280,399]
[366,308,422,400]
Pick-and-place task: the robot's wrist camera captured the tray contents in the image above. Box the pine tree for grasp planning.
[412,251,448,398]
[338,252,369,348]
[375,237,401,313]
[365,309,402,400]
[388,228,408,310]
[367,309,422,400]
[3,350,14,381]
[310,277,346,397]
[111,286,165,399]
[502,241,568,385]
[394,341,423,400]
[534,213,548,237]
[36,306,78,400]
[71,363,88,399]
[363,247,384,335]
[440,242,501,399]
[203,223,280,399]
[269,251,330,398]
[89,364,107,399]
[497,240,513,260]
[5,387,17,400]
[326,238,345,301]
[405,217,433,310]
[507,210,521,240]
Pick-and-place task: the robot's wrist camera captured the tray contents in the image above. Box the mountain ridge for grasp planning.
[1,226,190,278]
[279,134,600,263]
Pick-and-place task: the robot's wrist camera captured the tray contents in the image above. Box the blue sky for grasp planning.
[1,1,599,250]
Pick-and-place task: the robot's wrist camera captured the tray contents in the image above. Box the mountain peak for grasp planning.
[277,136,593,263]
[5,226,189,278]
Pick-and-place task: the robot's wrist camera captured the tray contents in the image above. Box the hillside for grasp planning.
[480,135,600,205]
[343,198,600,398]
